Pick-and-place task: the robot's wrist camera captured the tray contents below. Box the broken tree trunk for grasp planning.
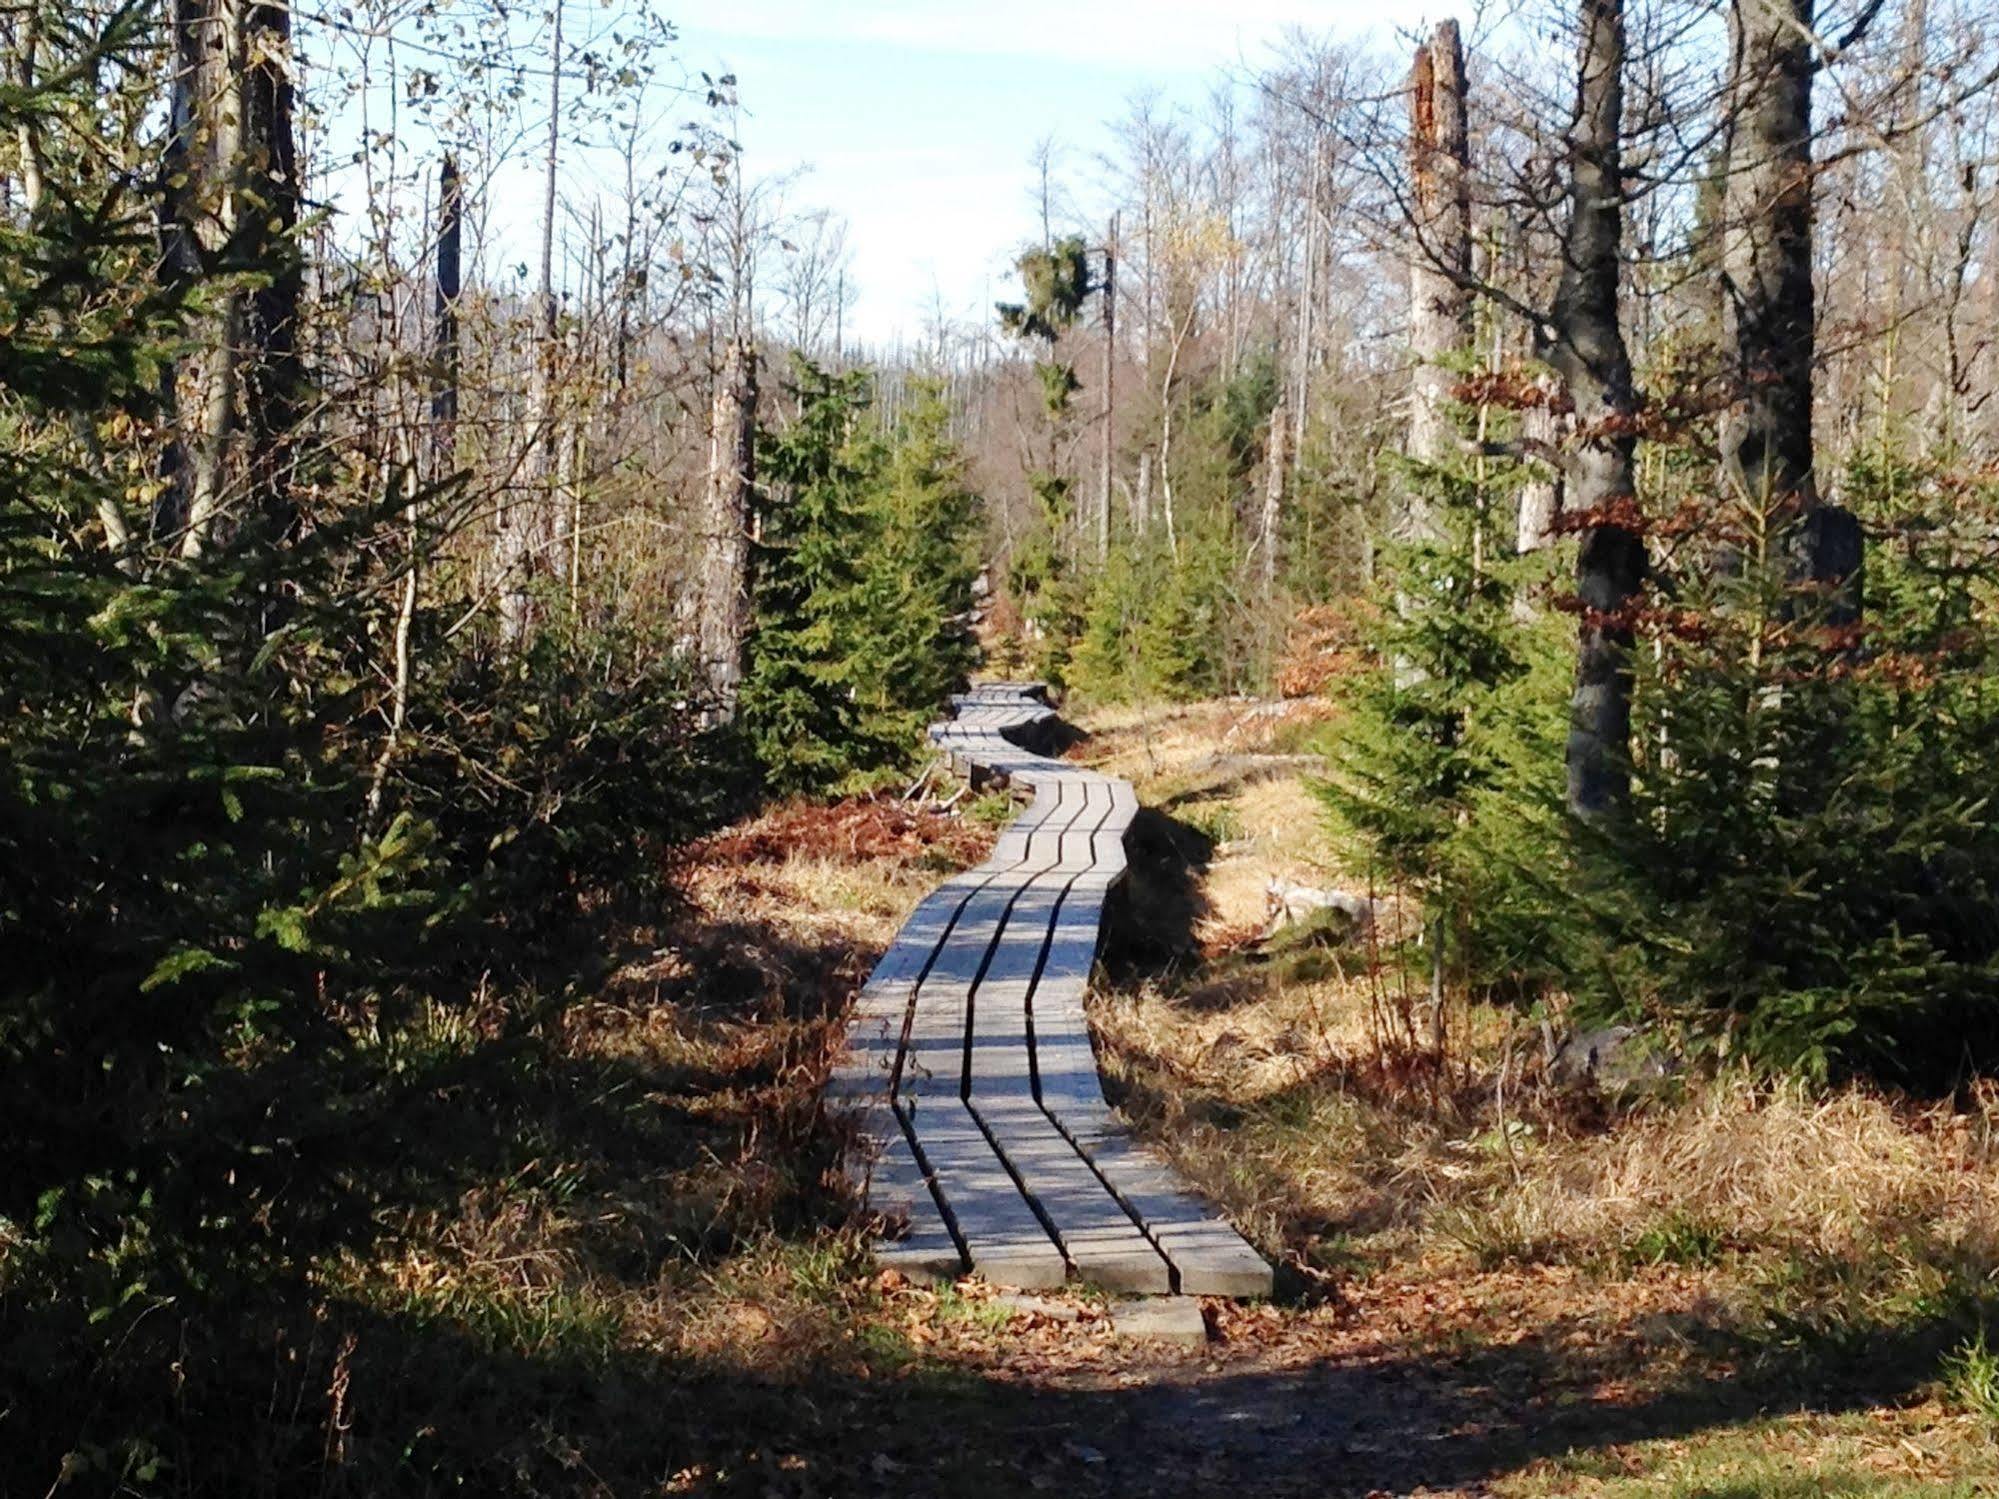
[1405,17,1472,539]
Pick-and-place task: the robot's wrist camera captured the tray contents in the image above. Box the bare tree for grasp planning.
[1405,17,1472,541]
[1097,211,1118,562]
[1261,398,1287,604]
[1547,0,1646,818]
[1719,0,1862,620]
[689,335,758,716]
[165,0,302,560]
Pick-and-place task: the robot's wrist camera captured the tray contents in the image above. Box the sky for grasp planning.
[670,0,1390,346]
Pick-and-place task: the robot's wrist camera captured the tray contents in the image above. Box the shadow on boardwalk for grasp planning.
[1102,805,1215,976]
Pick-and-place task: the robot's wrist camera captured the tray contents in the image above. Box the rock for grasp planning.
[1111,1297,1210,1345]
[1549,1024,1675,1091]
[1263,878,1377,938]
[995,1293,1081,1323]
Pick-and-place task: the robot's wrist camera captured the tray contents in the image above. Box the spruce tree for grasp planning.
[741,360,982,794]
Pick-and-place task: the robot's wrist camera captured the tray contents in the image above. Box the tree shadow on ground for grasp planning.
[9,811,1979,1497]
[1035,714,1090,757]
[0,902,885,1498]
[12,1264,1974,1497]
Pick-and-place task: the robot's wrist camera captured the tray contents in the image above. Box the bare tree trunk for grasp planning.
[499,0,565,647]
[1157,297,1197,559]
[1720,0,1861,621]
[240,0,301,551]
[1294,134,1324,459]
[1134,447,1153,535]
[1516,372,1569,553]
[1545,0,1645,820]
[1261,400,1287,605]
[1405,18,1472,538]
[165,0,300,562]
[7,9,43,210]
[431,152,461,480]
[690,336,758,717]
[1098,212,1117,563]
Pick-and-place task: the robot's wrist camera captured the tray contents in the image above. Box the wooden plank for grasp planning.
[1060,1124,1273,1297]
[855,1107,964,1280]
[895,794,1079,1287]
[899,1098,1067,1287]
[956,789,1167,1291]
[973,1101,1170,1292]
[851,680,1270,1297]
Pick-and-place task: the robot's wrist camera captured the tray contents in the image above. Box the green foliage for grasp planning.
[1004,473,1086,689]
[742,360,981,794]
[1624,1213,1729,1269]
[398,616,737,945]
[1067,358,1279,704]
[1581,451,1999,1082]
[1942,1328,1999,1427]
[1326,407,1999,1082]
[995,235,1093,346]
[1071,527,1248,703]
[1135,519,1243,700]
[1318,422,1543,979]
[0,15,740,1485]
[1034,358,1081,418]
[1071,540,1152,699]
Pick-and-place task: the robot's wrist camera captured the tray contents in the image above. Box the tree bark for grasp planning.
[1516,372,1569,553]
[431,152,462,481]
[1720,0,1861,622]
[1544,0,1646,820]
[1098,212,1117,563]
[1405,17,1472,535]
[165,0,301,560]
[1134,447,1153,535]
[1261,400,1287,605]
[690,336,758,717]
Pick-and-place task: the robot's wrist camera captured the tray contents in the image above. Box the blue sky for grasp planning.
[672,1,1389,344]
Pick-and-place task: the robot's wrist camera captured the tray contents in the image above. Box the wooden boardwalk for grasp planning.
[829,684,1272,1297]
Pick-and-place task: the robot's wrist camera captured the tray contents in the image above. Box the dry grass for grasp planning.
[1076,692,1999,1472]
[1458,1084,1999,1269]
[260,789,1022,1491]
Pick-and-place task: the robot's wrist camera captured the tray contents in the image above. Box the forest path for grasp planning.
[829,683,1271,1297]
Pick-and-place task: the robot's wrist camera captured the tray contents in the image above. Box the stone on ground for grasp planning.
[1111,1296,1209,1345]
